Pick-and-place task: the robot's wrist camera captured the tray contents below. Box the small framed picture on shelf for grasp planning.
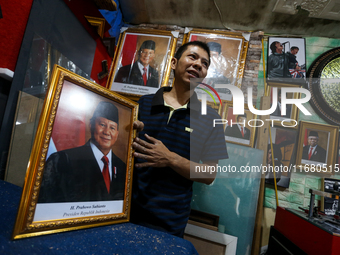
[321,178,340,216]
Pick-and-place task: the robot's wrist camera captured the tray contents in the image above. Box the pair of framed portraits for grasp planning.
[107,27,249,101]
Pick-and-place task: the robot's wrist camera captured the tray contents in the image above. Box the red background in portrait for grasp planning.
[120,34,138,66]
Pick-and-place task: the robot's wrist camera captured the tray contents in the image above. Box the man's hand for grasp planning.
[133,120,144,133]
[133,133,175,168]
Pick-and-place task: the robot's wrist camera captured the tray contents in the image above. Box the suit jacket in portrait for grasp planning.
[302,145,327,163]
[114,62,159,88]
[225,125,250,140]
[38,141,126,203]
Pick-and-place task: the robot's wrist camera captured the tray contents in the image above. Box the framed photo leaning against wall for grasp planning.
[12,65,138,239]
[107,28,178,100]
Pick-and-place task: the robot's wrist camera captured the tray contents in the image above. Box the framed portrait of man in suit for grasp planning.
[107,28,178,100]
[182,28,249,102]
[12,65,138,239]
[296,121,339,175]
[266,84,300,127]
[222,101,256,147]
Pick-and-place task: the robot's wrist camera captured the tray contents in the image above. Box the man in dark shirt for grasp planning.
[131,41,228,237]
[286,46,301,70]
[268,41,291,79]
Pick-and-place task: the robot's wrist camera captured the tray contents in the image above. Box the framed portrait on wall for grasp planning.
[12,65,138,239]
[265,126,298,188]
[266,37,306,85]
[183,28,249,101]
[296,121,339,174]
[266,83,300,127]
[222,101,256,147]
[107,28,178,100]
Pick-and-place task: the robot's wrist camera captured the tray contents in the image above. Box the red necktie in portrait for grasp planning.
[101,156,110,193]
[143,67,147,85]
[308,147,313,160]
[241,126,244,137]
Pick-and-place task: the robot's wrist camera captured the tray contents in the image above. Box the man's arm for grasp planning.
[133,133,217,185]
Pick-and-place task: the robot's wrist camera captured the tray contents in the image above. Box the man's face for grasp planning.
[210,51,219,59]
[308,136,318,147]
[171,45,210,86]
[275,42,283,54]
[237,116,246,124]
[291,49,299,55]
[92,117,119,155]
[139,48,155,66]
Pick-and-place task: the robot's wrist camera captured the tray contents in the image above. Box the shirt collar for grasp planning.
[151,87,201,112]
[137,61,149,70]
[90,141,112,163]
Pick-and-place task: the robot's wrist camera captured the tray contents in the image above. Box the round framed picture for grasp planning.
[307,47,340,126]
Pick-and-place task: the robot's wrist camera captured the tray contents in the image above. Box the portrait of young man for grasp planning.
[130,41,228,237]
[38,101,126,203]
[114,40,159,88]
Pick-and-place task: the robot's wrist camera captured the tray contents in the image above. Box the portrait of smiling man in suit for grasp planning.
[114,40,159,88]
[301,130,327,163]
[38,101,126,203]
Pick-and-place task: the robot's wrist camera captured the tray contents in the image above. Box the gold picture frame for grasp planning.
[183,28,248,99]
[222,101,256,147]
[12,65,138,239]
[107,28,178,101]
[85,16,106,38]
[266,83,300,128]
[296,121,339,174]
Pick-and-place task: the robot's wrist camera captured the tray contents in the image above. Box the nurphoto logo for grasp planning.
[197,82,312,128]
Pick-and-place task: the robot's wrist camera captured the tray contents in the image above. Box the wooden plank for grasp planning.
[251,96,270,255]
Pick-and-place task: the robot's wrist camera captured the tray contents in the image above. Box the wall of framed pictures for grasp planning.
[259,36,340,249]
[259,37,340,211]
[3,8,340,250]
